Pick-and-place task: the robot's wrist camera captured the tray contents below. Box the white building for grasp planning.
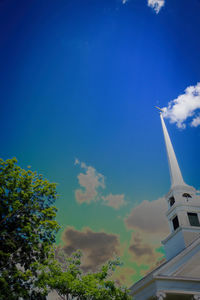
[130,112,200,300]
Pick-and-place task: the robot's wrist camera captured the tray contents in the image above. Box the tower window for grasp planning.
[172,215,179,231]
[188,213,200,227]
[169,196,175,207]
[183,193,192,201]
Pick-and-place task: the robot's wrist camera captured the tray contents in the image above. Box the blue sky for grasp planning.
[1,0,200,285]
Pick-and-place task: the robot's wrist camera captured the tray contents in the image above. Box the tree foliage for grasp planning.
[0,158,131,300]
[0,158,59,299]
[36,249,131,300]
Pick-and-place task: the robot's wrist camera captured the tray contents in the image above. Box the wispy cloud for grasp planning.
[122,0,165,14]
[75,160,105,204]
[111,266,136,286]
[163,82,200,129]
[102,194,126,210]
[190,114,200,127]
[147,0,165,13]
[75,160,126,209]
[125,197,168,268]
[129,232,158,265]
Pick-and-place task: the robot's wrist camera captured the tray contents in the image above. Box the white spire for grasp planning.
[160,113,185,187]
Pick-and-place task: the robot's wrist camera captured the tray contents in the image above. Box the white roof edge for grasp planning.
[154,235,200,276]
[130,236,200,294]
[155,275,200,282]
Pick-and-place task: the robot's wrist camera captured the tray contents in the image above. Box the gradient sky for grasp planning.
[1,0,200,286]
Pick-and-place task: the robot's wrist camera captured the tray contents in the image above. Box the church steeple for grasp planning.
[157,110,200,261]
[160,113,185,187]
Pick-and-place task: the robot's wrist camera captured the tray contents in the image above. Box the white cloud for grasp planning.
[122,0,165,13]
[75,161,105,204]
[125,197,168,267]
[125,197,168,239]
[61,227,120,272]
[74,158,80,165]
[102,193,126,209]
[75,160,127,209]
[128,232,163,265]
[147,0,165,13]
[191,114,200,127]
[163,82,200,129]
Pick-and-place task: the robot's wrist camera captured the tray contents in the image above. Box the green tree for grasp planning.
[36,249,131,300]
[0,158,131,300]
[0,158,60,299]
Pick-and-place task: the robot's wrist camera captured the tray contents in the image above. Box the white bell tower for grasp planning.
[159,112,200,260]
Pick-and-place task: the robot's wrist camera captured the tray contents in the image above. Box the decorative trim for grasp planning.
[156,291,166,300]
